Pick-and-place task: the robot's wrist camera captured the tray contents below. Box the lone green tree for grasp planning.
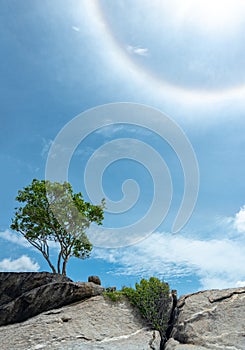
[11,179,105,276]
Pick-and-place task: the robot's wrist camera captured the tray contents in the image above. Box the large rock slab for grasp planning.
[0,272,72,306]
[0,272,104,326]
[0,295,161,350]
[165,287,245,350]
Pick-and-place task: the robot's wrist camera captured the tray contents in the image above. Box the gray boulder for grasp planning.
[165,287,245,350]
[0,272,104,326]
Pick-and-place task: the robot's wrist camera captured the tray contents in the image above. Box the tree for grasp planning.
[11,179,105,276]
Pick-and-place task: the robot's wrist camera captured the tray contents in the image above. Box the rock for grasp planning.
[0,295,161,350]
[164,338,208,350]
[88,275,101,285]
[0,272,104,326]
[2,273,244,349]
[0,272,72,306]
[165,287,245,350]
[105,286,117,292]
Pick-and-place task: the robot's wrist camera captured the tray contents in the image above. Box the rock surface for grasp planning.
[0,295,161,350]
[0,272,104,326]
[165,287,245,350]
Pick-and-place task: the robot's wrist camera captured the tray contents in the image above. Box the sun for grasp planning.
[84,0,245,105]
[166,0,245,34]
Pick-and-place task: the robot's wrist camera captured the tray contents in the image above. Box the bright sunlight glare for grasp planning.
[159,0,245,34]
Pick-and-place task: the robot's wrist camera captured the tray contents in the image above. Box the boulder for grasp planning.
[0,272,72,306]
[0,295,161,349]
[0,272,104,326]
[88,275,101,285]
[165,287,245,350]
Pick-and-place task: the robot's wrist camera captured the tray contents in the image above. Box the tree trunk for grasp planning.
[61,258,68,276]
[57,251,62,274]
[46,258,57,274]
[25,237,57,274]
[43,253,57,274]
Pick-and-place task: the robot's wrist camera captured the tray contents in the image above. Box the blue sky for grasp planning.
[0,0,245,296]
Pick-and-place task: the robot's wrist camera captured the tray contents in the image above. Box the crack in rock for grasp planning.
[208,290,245,303]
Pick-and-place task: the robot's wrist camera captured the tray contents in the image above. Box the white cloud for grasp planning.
[72,26,80,32]
[95,124,125,137]
[93,231,245,291]
[234,205,245,233]
[127,45,149,56]
[0,230,59,250]
[0,230,31,248]
[236,280,245,287]
[199,277,239,291]
[0,255,40,272]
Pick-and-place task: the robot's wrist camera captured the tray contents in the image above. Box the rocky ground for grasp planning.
[0,295,160,350]
[0,272,104,326]
[0,273,244,350]
[165,287,245,350]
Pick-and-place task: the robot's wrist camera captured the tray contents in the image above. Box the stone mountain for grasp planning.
[0,272,244,350]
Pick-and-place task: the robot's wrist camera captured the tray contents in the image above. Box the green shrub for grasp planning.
[123,277,171,336]
[103,290,125,302]
[103,277,171,343]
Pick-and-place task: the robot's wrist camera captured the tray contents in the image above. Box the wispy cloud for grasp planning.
[0,230,31,248]
[41,138,53,158]
[94,232,245,290]
[0,230,59,250]
[236,280,245,287]
[95,125,125,137]
[0,255,40,272]
[72,26,80,32]
[127,45,149,56]
[94,124,152,140]
[93,206,245,291]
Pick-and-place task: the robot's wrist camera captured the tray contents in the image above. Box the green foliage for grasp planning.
[126,277,171,335]
[103,277,171,341]
[115,278,170,339]
[103,290,125,302]
[104,277,171,339]
[11,179,105,275]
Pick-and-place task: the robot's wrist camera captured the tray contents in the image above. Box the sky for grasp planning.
[0,0,245,296]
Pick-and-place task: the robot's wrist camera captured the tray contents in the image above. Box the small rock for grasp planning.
[88,275,101,285]
[105,286,117,292]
